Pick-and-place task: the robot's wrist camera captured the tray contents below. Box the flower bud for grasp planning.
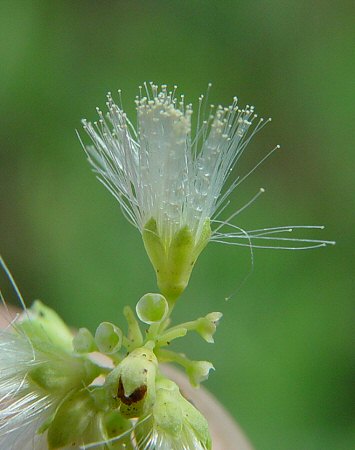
[106,347,158,418]
[186,360,214,387]
[73,327,96,353]
[196,312,223,343]
[136,293,169,324]
[95,322,123,354]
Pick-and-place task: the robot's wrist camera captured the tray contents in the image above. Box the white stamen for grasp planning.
[81,84,334,251]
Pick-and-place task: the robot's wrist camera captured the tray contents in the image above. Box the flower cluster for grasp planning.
[1,83,334,449]
[0,280,218,449]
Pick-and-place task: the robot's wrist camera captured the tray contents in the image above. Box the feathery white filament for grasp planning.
[0,331,55,447]
[82,84,259,247]
[81,83,334,251]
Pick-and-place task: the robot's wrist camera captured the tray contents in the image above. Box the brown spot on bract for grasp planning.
[117,378,147,405]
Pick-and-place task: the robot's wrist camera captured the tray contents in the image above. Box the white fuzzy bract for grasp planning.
[0,329,53,449]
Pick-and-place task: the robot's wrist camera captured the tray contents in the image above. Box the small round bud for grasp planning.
[73,327,96,353]
[95,322,123,354]
[136,293,169,324]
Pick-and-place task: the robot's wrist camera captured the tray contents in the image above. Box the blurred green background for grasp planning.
[0,1,353,449]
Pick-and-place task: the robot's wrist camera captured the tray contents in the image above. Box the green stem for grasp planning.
[155,348,191,370]
[155,327,187,347]
[146,322,161,341]
[165,295,178,318]
[163,319,197,334]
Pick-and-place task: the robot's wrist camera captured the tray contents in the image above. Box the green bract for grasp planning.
[47,390,97,449]
[135,377,212,449]
[29,354,100,394]
[106,347,158,418]
[18,300,74,351]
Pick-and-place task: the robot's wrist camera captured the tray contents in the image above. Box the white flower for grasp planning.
[81,83,334,300]
[82,83,263,247]
[81,83,334,251]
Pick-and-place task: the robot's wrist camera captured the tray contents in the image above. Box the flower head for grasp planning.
[81,83,334,301]
[81,83,261,301]
[82,84,255,246]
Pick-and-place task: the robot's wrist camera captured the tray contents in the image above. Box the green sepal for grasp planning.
[123,306,143,351]
[153,378,183,436]
[142,218,211,303]
[179,394,212,449]
[194,218,212,259]
[101,410,134,449]
[136,376,212,449]
[47,390,96,449]
[141,217,166,274]
[37,411,57,435]
[17,300,73,351]
[29,353,101,394]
